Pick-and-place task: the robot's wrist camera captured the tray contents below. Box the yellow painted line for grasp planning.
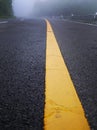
[44,20,90,130]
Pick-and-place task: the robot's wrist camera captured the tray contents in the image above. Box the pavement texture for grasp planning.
[0,19,46,130]
[0,18,97,130]
[50,19,97,130]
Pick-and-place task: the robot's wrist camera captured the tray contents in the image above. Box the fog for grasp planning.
[12,0,97,18]
[12,0,36,18]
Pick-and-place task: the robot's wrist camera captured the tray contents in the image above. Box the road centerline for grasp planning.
[44,20,90,130]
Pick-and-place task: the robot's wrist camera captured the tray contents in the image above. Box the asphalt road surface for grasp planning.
[0,18,97,130]
[50,19,97,130]
[0,19,46,130]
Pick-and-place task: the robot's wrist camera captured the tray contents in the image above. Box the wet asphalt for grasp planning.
[50,19,97,130]
[0,19,46,130]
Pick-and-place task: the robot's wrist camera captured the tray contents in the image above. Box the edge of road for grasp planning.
[63,19,97,27]
[0,21,8,24]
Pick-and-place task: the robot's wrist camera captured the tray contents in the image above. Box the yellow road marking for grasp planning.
[44,20,90,130]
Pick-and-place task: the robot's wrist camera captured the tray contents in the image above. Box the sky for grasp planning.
[12,0,36,17]
[12,0,97,18]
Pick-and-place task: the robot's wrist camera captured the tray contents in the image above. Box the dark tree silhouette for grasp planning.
[0,0,12,17]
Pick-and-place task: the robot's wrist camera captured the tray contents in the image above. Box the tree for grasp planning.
[0,0,12,17]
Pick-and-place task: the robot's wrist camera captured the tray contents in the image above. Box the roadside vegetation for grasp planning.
[0,0,12,18]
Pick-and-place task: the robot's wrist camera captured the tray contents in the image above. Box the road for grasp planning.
[50,19,97,130]
[0,18,97,130]
[0,19,46,130]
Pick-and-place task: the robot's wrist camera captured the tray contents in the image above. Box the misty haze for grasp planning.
[12,0,97,18]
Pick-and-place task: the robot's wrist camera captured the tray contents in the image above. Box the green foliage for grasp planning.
[0,0,12,17]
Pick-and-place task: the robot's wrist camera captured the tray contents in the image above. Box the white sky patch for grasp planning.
[12,0,36,18]
[40,0,47,1]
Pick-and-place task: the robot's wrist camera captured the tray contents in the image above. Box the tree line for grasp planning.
[0,0,12,17]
